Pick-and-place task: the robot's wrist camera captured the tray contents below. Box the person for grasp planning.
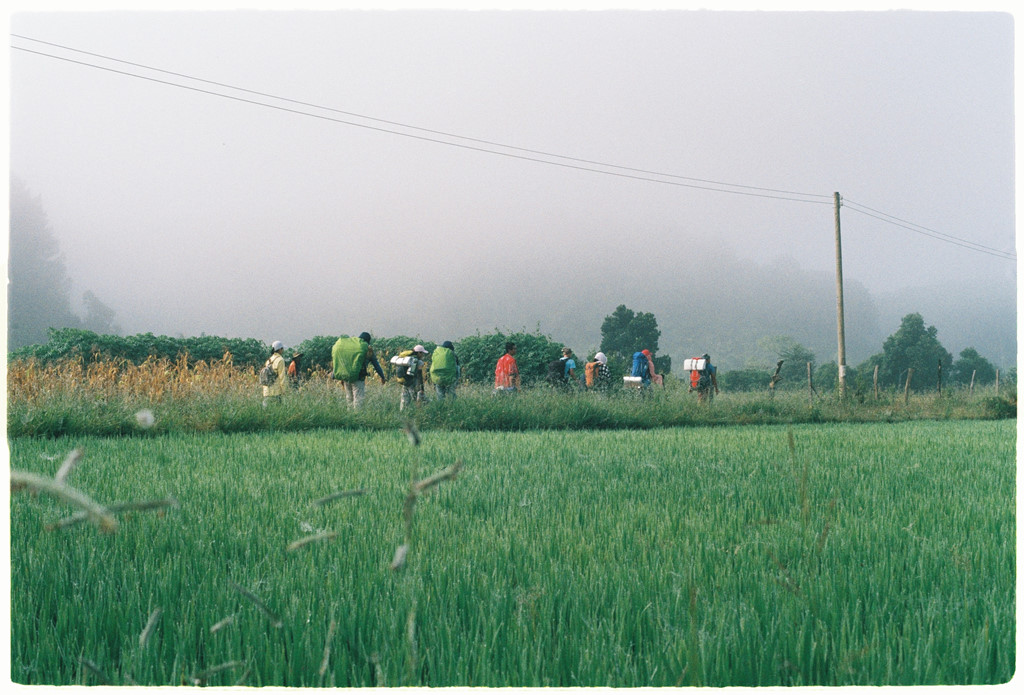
[332,331,385,409]
[630,350,652,390]
[287,352,304,388]
[585,351,612,392]
[562,347,580,386]
[642,349,664,387]
[395,345,429,411]
[695,353,720,403]
[261,340,289,407]
[546,347,578,389]
[494,341,520,394]
[430,340,460,401]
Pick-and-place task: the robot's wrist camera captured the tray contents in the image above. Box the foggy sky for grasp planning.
[7,4,1017,367]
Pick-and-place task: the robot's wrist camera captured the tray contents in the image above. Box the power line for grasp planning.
[843,198,1015,261]
[14,33,834,202]
[11,36,831,206]
[11,35,1015,262]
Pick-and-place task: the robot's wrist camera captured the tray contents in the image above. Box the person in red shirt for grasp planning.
[494,342,521,394]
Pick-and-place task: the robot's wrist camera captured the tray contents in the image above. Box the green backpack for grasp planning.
[430,346,457,386]
[332,336,369,381]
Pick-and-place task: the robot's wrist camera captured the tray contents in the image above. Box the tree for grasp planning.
[599,305,669,373]
[8,178,81,349]
[81,290,122,336]
[8,178,121,350]
[950,347,997,387]
[873,313,953,391]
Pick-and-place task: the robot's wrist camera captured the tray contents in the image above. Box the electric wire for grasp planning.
[11,35,1015,261]
[843,199,1015,261]
[13,33,832,202]
[11,37,830,205]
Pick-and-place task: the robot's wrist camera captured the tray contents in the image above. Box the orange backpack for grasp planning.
[585,361,600,387]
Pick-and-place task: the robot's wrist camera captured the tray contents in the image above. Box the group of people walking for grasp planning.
[262,333,719,408]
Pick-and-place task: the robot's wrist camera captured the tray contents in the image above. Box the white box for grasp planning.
[683,358,707,372]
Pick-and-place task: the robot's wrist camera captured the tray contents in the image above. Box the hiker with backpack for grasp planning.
[642,349,664,387]
[546,347,579,390]
[392,345,429,411]
[260,340,289,407]
[430,341,460,400]
[584,352,612,392]
[331,332,386,409]
[625,350,653,392]
[688,353,719,403]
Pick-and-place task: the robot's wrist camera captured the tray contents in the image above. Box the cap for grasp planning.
[414,344,427,354]
[272,340,284,351]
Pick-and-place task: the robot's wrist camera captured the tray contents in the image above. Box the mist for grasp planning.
[8,9,1016,370]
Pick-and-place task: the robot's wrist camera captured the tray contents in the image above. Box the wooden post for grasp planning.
[969,369,976,395]
[904,368,914,405]
[937,359,942,396]
[834,192,848,399]
[807,362,814,407]
[873,364,879,400]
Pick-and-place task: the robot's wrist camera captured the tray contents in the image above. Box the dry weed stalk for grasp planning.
[312,488,367,506]
[209,614,236,634]
[286,531,340,552]
[54,448,84,484]
[46,498,179,531]
[79,656,112,684]
[139,608,162,648]
[10,470,117,533]
[229,581,283,628]
[318,616,339,683]
[189,660,246,686]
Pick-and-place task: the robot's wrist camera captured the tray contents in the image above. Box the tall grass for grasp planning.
[8,420,1015,686]
[6,355,1015,437]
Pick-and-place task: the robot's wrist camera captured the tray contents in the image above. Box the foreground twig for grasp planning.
[10,470,117,533]
[54,448,84,484]
[229,581,283,628]
[46,498,179,531]
[312,488,367,506]
[286,531,339,552]
[139,608,162,648]
[190,660,246,686]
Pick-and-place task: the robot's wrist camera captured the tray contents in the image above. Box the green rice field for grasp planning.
[7,419,1016,686]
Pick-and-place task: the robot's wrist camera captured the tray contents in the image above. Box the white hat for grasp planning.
[414,344,427,353]
[272,340,284,351]
[595,352,607,365]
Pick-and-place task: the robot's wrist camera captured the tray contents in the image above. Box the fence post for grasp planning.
[807,362,813,407]
[904,368,914,405]
[873,364,879,400]
[937,359,942,396]
[969,369,976,396]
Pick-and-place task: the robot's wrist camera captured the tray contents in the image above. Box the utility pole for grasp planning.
[834,192,848,398]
